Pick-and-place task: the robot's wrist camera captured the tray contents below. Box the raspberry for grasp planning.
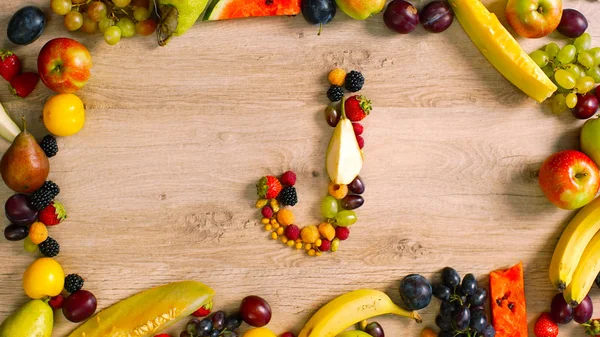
[281,333,296,337]
[285,225,300,241]
[319,239,331,252]
[352,123,363,136]
[262,206,274,218]
[280,171,297,186]
[48,295,64,310]
[356,135,365,149]
[336,227,350,240]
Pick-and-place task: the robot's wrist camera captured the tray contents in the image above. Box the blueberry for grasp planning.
[7,6,45,45]
[399,274,432,310]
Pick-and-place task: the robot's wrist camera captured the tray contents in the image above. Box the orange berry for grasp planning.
[328,68,346,86]
[277,209,295,226]
[29,222,48,245]
[328,182,348,200]
[318,223,336,241]
[301,225,319,243]
[420,328,437,337]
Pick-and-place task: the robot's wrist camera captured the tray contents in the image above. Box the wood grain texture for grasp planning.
[0,0,599,336]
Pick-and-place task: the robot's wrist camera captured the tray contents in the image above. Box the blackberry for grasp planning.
[38,237,60,257]
[327,85,344,102]
[64,274,84,293]
[30,181,60,211]
[40,135,58,158]
[345,71,364,92]
[278,186,298,206]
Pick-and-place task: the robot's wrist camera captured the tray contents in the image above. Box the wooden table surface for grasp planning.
[0,1,599,336]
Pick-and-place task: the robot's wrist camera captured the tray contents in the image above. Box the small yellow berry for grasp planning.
[261,218,270,224]
[315,239,322,247]
[276,227,284,236]
[256,199,268,208]
[331,238,340,252]
[270,218,278,225]
[272,222,280,229]
[308,249,316,256]
[287,240,295,247]
[277,209,295,226]
[264,224,272,231]
[301,225,320,244]
[295,239,302,243]
[318,223,336,241]
[28,222,48,245]
[271,232,278,240]
[270,199,280,213]
[304,243,312,251]
[281,236,288,244]
[316,251,322,256]
[328,68,346,86]
[295,242,303,249]
[328,182,349,200]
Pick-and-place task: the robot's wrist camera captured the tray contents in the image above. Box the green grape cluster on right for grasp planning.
[529,33,600,114]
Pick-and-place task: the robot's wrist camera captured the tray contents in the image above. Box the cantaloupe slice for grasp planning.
[448,0,557,102]
[204,0,301,21]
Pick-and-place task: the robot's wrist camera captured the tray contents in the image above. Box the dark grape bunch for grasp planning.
[433,267,496,337]
[181,311,243,337]
[50,0,158,45]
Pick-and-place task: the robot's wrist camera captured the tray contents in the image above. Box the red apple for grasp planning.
[506,0,562,38]
[37,38,92,94]
[539,150,599,210]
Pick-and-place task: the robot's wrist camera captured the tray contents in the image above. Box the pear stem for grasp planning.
[21,116,26,132]
[340,95,347,119]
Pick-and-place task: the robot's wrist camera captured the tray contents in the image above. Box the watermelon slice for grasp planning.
[204,0,301,21]
[489,262,528,337]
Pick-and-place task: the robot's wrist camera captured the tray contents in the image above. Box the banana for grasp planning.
[564,230,600,306]
[549,196,600,291]
[337,331,372,337]
[298,289,421,337]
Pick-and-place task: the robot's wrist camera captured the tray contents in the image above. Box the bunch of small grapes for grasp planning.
[182,311,243,337]
[50,0,157,45]
[530,33,600,117]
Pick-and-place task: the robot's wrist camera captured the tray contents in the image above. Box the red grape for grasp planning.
[384,0,419,34]
[5,194,38,226]
[595,86,600,101]
[573,93,599,119]
[135,19,157,36]
[419,1,453,33]
[348,175,365,194]
[550,293,573,324]
[63,290,97,323]
[87,1,108,23]
[239,295,272,327]
[4,224,28,241]
[557,9,588,38]
[574,295,593,323]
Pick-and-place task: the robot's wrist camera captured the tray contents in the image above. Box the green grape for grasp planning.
[112,0,131,7]
[542,65,554,79]
[575,76,595,93]
[104,26,122,45]
[554,69,576,89]
[23,237,37,253]
[87,1,108,22]
[586,66,600,83]
[530,50,549,68]
[590,47,600,65]
[557,45,577,64]
[51,0,72,15]
[574,33,592,52]
[334,210,357,227]
[116,18,136,37]
[80,13,98,34]
[64,11,84,31]
[321,196,338,219]
[133,7,150,21]
[564,63,584,79]
[578,51,595,69]
[99,17,113,33]
[551,94,568,114]
[545,42,560,61]
[566,92,578,108]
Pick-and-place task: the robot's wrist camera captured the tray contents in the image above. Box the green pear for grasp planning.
[335,0,386,20]
[157,0,210,46]
[326,102,363,184]
[0,300,53,337]
[581,117,600,167]
[0,102,20,143]
[0,119,49,193]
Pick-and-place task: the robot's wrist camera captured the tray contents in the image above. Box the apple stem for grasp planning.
[576,172,588,179]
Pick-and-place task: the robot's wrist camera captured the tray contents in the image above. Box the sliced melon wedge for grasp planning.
[448,0,557,102]
[205,0,301,21]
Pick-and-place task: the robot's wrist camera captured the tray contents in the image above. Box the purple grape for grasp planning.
[433,283,451,301]
[550,293,573,324]
[5,194,38,226]
[4,224,28,241]
[341,195,364,210]
[62,290,97,323]
[452,305,471,331]
[436,313,452,331]
[324,106,340,127]
[240,295,272,327]
[573,93,599,119]
[348,176,365,194]
[384,0,419,34]
[557,9,588,38]
[419,1,453,33]
[212,310,226,331]
[364,322,385,337]
[399,274,432,310]
[574,295,593,323]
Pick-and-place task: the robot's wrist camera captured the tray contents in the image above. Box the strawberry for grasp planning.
[191,300,212,317]
[256,176,282,199]
[9,72,39,98]
[344,95,371,122]
[38,201,67,226]
[0,49,21,82]
[534,312,558,337]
